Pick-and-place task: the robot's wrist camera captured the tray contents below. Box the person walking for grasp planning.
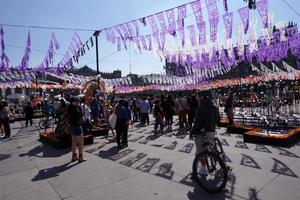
[153,100,164,134]
[176,92,189,129]
[139,97,150,125]
[67,98,86,163]
[225,91,234,125]
[24,102,34,127]
[0,101,11,139]
[115,99,131,148]
[165,95,175,130]
[187,95,199,129]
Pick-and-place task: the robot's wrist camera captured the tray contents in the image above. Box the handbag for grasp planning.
[109,113,117,129]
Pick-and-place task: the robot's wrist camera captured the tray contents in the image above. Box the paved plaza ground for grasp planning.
[0,117,300,200]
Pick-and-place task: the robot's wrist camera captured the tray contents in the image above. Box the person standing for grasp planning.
[24,102,34,127]
[0,101,11,139]
[187,95,199,129]
[165,95,175,130]
[225,91,234,125]
[176,92,189,129]
[115,99,131,148]
[153,100,164,134]
[139,97,150,125]
[67,98,86,163]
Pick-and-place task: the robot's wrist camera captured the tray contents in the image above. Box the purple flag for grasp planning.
[120,24,131,40]
[205,0,219,42]
[238,6,250,34]
[198,21,206,45]
[187,25,196,46]
[152,33,161,50]
[160,32,166,50]
[133,36,142,53]
[105,29,111,42]
[74,32,83,47]
[19,31,31,71]
[156,12,168,33]
[132,20,140,36]
[177,5,187,29]
[223,0,228,11]
[126,23,135,40]
[166,9,177,37]
[109,28,116,43]
[139,35,148,50]
[147,15,159,33]
[146,34,152,51]
[51,33,60,49]
[223,12,233,39]
[116,37,121,51]
[191,0,203,25]
[256,0,269,28]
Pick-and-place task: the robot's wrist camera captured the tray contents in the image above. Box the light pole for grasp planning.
[93,31,101,87]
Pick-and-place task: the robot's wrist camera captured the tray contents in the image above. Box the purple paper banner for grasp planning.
[223,0,228,11]
[0,27,9,71]
[160,32,166,50]
[109,28,116,43]
[132,20,140,36]
[198,21,206,45]
[105,29,111,42]
[147,15,159,33]
[19,31,31,71]
[133,36,142,53]
[223,12,233,39]
[177,5,187,29]
[116,37,121,51]
[205,0,219,42]
[238,6,250,34]
[52,33,60,49]
[166,9,177,37]
[152,33,161,50]
[187,25,197,46]
[146,34,152,51]
[126,23,135,40]
[256,0,269,28]
[191,1,203,25]
[156,12,168,33]
[139,35,148,50]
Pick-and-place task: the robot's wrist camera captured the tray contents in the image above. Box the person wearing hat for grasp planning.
[67,97,86,162]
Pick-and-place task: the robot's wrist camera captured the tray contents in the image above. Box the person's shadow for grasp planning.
[31,162,78,181]
[187,186,226,200]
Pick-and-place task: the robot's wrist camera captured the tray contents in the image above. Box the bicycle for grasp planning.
[39,117,55,129]
[192,133,231,193]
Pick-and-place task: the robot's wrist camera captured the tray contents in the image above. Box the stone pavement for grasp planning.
[0,118,300,200]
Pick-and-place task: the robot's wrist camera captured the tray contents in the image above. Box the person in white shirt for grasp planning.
[81,98,91,133]
[175,92,189,129]
[139,97,150,125]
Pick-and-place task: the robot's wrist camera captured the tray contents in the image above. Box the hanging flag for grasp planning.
[139,35,148,50]
[160,32,166,50]
[133,36,142,53]
[90,37,94,47]
[147,15,159,34]
[139,17,147,26]
[156,12,168,33]
[105,29,111,42]
[109,28,116,43]
[74,32,83,47]
[117,37,121,51]
[205,0,219,42]
[132,20,140,36]
[126,22,135,40]
[238,6,250,34]
[166,9,177,37]
[191,0,203,25]
[177,5,186,47]
[256,0,269,28]
[223,0,228,11]
[187,25,197,46]
[51,33,60,49]
[146,34,152,51]
[19,31,31,71]
[198,21,206,45]
[223,12,233,39]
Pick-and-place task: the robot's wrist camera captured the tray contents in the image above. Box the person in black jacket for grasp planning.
[24,102,34,127]
[191,91,220,155]
[67,97,86,163]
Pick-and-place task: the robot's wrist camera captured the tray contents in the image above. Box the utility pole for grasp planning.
[93,31,100,86]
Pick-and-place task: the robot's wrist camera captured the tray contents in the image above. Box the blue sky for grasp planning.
[0,0,299,76]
